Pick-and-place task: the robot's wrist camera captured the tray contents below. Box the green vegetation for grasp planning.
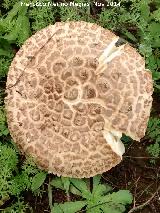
[0,140,47,212]
[0,106,9,136]
[0,0,160,212]
[146,117,160,163]
[51,176,132,213]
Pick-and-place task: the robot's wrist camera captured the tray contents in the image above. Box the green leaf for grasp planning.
[92,175,112,197]
[92,184,112,200]
[93,175,101,188]
[152,71,160,81]
[139,42,152,57]
[0,1,30,45]
[52,204,63,213]
[147,142,160,158]
[88,190,133,213]
[31,171,46,191]
[152,8,160,22]
[139,0,151,22]
[16,14,31,45]
[3,2,21,24]
[148,22,160,35]
[147,54,158,71]
[101,205,125,213]
[61,177,70,194]
[147,22,160,48]
[100,190,133,205]
[50,177,64,190]
[87,206,102,213]
[154,82,160,90]
[52,201,86,213]
[70,178,92,199]
[70,185,82,196]
[0,38,13,57]
[0,49,11,57]
[122,29,137,42]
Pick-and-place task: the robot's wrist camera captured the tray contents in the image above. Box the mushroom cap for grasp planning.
[5,21,153,178]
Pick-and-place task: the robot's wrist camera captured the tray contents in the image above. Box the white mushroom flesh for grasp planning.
[102,129,125,158]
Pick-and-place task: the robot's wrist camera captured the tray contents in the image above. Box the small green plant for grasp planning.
[58,0,94,23]
[0,1,31,46]
[0,1,30,78]
[0,106,9,137]
[0,142,18,206]
[1,199,30,213]
[2,0,19,9]
[146,117,160,163]
[51,175,133,213]
[28,0,56,32]
[0,140,47,210]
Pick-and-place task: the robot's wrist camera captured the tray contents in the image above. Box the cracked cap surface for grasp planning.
[5,21,153,178]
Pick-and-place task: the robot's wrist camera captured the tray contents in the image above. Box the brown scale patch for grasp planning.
[37,66,48,75]
[70,131,81,142]
[54,77,63,94]
[112,91,121,105]
[73,112,86,126]
[61,127,71,139]
[61,69,72,80]
[74,68,90,84]
[90,121,104,131]
[96,77,110,94]
[88,103,101,115]
[47,141,59,153]
[64,88,79,101]
[85,57,98,69]
[48,97,58,109]
[65,77,79,86]
[29,108,41,121]
[63,109,73,120]
[47,51,61,62]
[73,103,87,115]
[52,59,66,74]
[82,84,97,99]
[54,93,61,101]
[103,109,113,117]
[61,47,74,59]
[77,37,86,45]
[44,82,54,94]
[51,112,60,122]
[55,100,64,113]
[26,129,39,142]
[73,46,82,54]
[70,56,84,66]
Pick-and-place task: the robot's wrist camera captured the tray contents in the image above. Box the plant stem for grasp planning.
[48,178,53,211]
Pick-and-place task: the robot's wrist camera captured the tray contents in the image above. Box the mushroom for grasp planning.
[5,21,153,178]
